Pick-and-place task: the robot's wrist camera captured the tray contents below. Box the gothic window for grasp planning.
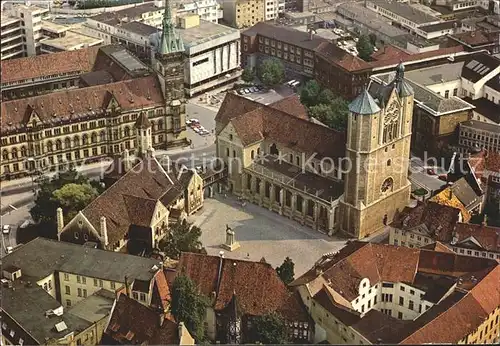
[158,119,164,131]
[82,134,88,145]
[383,102,400,144]
[11,148,18,158]
[73,136,80,147]
[124,126,130,137]
[55,141,62,151]
[251,150,255,159]
[91,133,97,143]
[100,131,106,142]
[381,177,394,193]
[2,150,8,160]
[20,146,27,157]
[65,137,71,148]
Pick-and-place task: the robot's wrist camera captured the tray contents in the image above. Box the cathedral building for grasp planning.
[0,1,188,181]
[215,64,415,239]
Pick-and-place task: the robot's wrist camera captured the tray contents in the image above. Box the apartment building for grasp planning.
[290,241,500,344]
[173,0,222,23]
[241,22,325,80]
[1,15,24,60]
[1,238,169,345]
[2,4,49,56]
[38,21,102,54]
[0,45,188,181]
[222,0,265,29]
[459,121,500,153]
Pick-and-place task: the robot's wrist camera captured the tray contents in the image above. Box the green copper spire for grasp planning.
[159,0,184,55]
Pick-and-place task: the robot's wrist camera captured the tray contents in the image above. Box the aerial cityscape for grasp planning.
[0,0,499,344]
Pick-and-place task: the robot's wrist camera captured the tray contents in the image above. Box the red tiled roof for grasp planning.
[1,76,164,134]
[454,222,500,252]
[450,30,498,47]
[0,46,100,84]
[154,270,171,312]
[485,151,500,174]
[268,94,309,120]
[217,93,346,159]
[177,252,309,321]
[420,241,455,254]
[105,293,180,345]
[315,42,371,72]
[371,45,411,61]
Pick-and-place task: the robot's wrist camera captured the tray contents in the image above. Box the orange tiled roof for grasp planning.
[429,188,471,222]
[454,222,500,252]
[177,252,309,321]
[1,76,164,134]
[1,46,100,84]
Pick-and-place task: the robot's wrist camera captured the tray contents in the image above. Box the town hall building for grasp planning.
[215,64,415,239]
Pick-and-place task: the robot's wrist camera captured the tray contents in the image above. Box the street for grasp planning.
[0,102,219,258]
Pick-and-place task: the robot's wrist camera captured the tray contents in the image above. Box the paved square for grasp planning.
[188,195,348,276]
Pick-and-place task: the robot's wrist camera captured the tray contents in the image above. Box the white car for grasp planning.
[6,246,13,254]
[244,88,251,94]
[193,127,201,134]
[186,119,192,126]
[189,118,200,124]
[2,225,10,234]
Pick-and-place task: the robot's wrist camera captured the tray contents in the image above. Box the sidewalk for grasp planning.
[0,141,215,193]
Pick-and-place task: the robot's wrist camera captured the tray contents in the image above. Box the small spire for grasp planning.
[395,60,405,81]
[159,0,184,55]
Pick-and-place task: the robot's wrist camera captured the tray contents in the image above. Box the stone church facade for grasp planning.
[215,64,415,239]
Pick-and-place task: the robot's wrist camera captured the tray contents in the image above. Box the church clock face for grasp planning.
[381,177,393,193]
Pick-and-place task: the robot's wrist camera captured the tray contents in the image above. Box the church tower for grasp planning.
[151,0,187,144]
[338,63,414,239]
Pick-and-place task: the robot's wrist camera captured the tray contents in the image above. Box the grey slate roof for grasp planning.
[1,237,162,283]
[135,111,152,128]
[371,0,440,25]
[349,89,381,114]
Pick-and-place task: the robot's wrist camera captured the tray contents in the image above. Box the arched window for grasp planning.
[2,150,9,160]
[46,141,53,152]
[124,126,130,137]
[56,140,62,150]
[387,159,392,166]
[158,119,164,130]
[65,137,71,148]
[20,146,27,157]
[100,131,106,142]
[73,136,80,147]
[91,132,97,143]
[11,148,18,158]
[251,150,255,159]
[150,121,156,132]
[270,143,279,156]
[383,102,399,144]
[82,134,88,145]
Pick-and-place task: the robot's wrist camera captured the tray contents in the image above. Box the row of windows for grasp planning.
[1,323,24,345]
[453,247,500,260]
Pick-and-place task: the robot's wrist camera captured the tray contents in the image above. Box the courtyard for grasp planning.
[188,195,349,276]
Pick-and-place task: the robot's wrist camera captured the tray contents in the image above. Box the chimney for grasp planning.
[56,207,64,241]
[100,216,109,248]
[124,276,131,297]
[216,251,224,295]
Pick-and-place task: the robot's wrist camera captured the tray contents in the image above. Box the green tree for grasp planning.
[170,275,208,342]
[258,59,285,87]
[356,35,374,61]
[299,80,321,108]
[249,313,288,344]
[159,220,203,260]
[241,67,255,83]
[317,88,335,105]
[52,183,99,221]
[309,98,348,132]
[276,257,295,285]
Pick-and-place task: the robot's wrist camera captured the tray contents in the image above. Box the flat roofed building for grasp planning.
[39,30,103,54]
[1,15,24,60]
[222,0,266,29]
[290,241,500,344]
[459,120,500,153]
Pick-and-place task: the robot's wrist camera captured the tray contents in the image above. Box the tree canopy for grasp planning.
[248,313,288,344]
[276,257,295,285]
[241,67,255,83]
[356,35,374,61]
[158,220,203,260]
[170,275,208,342]
[258,59,285,87]
[299,80,349,131]
[52,183,99,221]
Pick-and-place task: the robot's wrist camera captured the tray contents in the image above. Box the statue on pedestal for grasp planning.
[221,224,240,251]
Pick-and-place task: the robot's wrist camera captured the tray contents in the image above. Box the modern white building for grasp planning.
[86,12,241,97]
[1,15,24,60]
[1,4,49,56]
[172,0,222,23]
[265,0,285,21]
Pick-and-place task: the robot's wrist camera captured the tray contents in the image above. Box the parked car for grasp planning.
[237,89,244,95]
[189,118,200,124]
[186,119,192,126]
[193,127,201,134]
[244,88,251,94]
[2,225,10,234]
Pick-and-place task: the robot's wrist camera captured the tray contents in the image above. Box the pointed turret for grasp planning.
[348,88,381,115]
[159,0,184,55]
[392,62,413,98]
